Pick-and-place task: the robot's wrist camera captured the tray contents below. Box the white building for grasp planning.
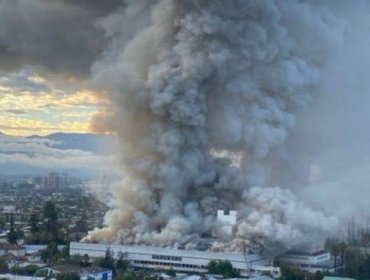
[216,210,237,237]
[275,250,333,273]
[70,242,280,278]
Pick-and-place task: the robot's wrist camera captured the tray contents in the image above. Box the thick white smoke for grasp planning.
[87,0,362,254]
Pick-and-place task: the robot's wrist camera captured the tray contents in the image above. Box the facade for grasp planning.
[275,250,334,273]
[70,242,281,278]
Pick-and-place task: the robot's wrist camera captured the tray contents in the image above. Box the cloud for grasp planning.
[0,68,50,92]
[0,116,92,136]
[0,68,107,136]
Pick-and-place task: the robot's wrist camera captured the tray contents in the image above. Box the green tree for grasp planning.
[41,242,59,263]
[0,217,6,228]
[279,264,309,280]
[123,271,136,280]
[76,211,88,233]
[0,259,9,273]
[10,265,39,276]
[56,272,80,280]
[116,252,129,271]
[102,248,115,270]
[81,254,90,267]
[165,268,176,277]
[30,213,39,234]
[7,215,17,244]
[43,201,59,243]
[207,260,240,278]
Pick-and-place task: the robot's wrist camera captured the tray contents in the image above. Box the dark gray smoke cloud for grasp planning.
[0,0,121,76]
[85,0,366,255]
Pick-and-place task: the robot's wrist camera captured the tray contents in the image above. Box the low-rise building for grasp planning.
[275,250,334,273]
[40,264,112,280]
[0,243,26,258]
[70,242,281,278]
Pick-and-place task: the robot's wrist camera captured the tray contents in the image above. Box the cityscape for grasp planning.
[0,170,369,280]
[1,1,370,280]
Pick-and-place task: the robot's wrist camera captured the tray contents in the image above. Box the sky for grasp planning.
[0,68,104,136]
[0,0,122,136]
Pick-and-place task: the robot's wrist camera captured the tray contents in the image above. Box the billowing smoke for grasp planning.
[86,0,360,254]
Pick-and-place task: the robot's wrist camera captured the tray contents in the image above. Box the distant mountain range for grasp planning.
[27,132,113,153]
[0,132,115,176]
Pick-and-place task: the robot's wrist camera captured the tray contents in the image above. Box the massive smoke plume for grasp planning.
[85,0,354,255]
[2,0,369,255]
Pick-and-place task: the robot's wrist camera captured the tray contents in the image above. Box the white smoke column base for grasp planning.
[231,187,338,255]
[87,183,338,254]
[86,0,345,254]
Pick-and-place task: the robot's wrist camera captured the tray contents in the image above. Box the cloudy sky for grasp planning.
[0,0,122,136]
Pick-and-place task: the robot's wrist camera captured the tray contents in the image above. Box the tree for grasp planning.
[325,238,340,272]
[96,248,115,274]
[76,211,88,233]
[104,248,115,270]
[7,215,17,244]
[279,264,308,280]
[11,264,39,276]
[0,217,6,228]
[123,271,136,280]
[116,252,129,271]
[41,242,59,263]
[56,272,80,280]
[30,213,39,234]
[338,242,348,272]
[81,254,90,268]
[43,201,59,243]
[165,268,176,277]
[207,260,240,278]
[0,259,9,273]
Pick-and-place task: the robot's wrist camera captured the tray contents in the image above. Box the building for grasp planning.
[275,249,334,273]
[0,243,26,258]
[47,172,60,189]
[70,242,281,278]
[40,264,112,280]
[216,210,237,236]
[0,274,45,280]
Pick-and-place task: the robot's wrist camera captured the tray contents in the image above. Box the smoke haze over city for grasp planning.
[2,0,370,255]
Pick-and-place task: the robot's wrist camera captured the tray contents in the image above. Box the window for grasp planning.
[152,255,182,262]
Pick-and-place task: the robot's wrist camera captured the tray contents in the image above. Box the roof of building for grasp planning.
[0,243,25,250]
[1,253,17,260]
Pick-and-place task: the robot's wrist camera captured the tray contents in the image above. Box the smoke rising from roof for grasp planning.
[85,0,365,254]
[1,1,369,254]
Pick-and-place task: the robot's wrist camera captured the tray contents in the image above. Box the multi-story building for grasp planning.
[70,242,281,278]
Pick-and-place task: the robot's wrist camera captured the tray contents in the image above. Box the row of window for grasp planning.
[133,260,278,276]
[134,260,207,269]
[152,254,182,261]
